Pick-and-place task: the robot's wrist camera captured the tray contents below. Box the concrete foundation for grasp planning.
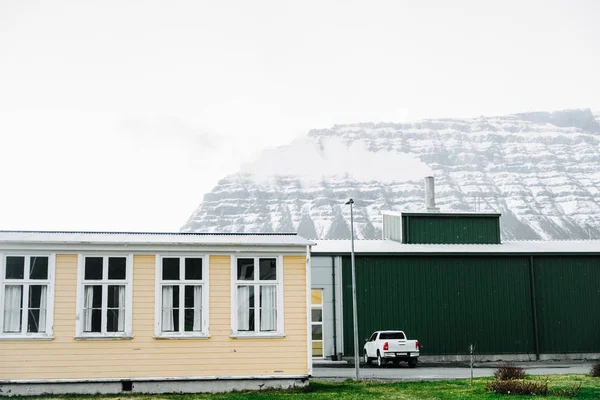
[420,353,600,363]
[343,353,600,365]
[419,354,538,363]
[0,377,308,397]
[539,353,600,361]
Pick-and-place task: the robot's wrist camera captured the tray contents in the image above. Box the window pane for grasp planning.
[107,285,124,308]
[89,310,102,332]
[379,332,405,340]
[83,285,102,333]
[237,285,255,331]
[259,285,277,331]
[185,258,203,280]
[311,309,323,323]
[28,309,41,333]
[29,285,43,308]
[183,309,196,332]
[29,257,49,280]
[6,256,25,279]
[106,309,124,332]
[312,325,323,341]
[237,258,254,280]
[312,341,323,357]
[84,257,103,280]
[3,285,23,333]
[85,285,102,308]
[259,258,277,280]
[184,285,195,308]
[311,289,323,305]
[172,306,179,331]
[162,258,180,280]
[27,286,47,333]
[161,309,175,332]
[172,285,180,308]
[161,285,179,332]
[108,257,126,280]
[247,309,255,331]
[184,286,202,332]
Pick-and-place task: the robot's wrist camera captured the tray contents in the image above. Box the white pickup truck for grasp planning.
[363,330,420,367]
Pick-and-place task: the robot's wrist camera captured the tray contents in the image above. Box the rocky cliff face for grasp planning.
[182,108,600,240]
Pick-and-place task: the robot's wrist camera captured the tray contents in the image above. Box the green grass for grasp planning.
[13,374,600,400]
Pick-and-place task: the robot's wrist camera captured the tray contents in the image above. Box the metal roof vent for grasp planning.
[425,176,440,212]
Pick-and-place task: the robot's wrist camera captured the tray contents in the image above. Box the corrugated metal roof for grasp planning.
[313,239,600,254]
[0,230,314,246]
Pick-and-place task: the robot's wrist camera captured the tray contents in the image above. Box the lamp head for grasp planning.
[345,198,354,205]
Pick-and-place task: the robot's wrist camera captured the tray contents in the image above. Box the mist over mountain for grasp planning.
[182,108,600,240]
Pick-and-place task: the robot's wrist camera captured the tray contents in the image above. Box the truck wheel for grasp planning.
[377,352,385,368]
[408,358,418,368]
[364,352,372,366]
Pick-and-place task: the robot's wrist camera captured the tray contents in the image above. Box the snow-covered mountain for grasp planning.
[182,108,600,240]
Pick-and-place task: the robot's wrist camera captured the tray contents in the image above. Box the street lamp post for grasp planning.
[345,198,360,380]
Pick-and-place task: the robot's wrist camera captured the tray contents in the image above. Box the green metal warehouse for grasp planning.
[309,210,600,362]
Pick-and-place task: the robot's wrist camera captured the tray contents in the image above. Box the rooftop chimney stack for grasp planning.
[425,176,440,212]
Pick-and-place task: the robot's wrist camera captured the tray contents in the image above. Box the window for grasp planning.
[380,332,405,340]
[311,289,324,357]
[232,256,283,337]
[155,256,208,337]
[76,255,132,338]
[0,255,54,338]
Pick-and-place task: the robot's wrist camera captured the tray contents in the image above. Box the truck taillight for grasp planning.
[383,342,389,351]
[416,341,419,350]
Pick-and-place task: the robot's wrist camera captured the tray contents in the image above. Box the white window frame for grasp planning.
[154,254,209,339]
[75,254,133,339]
[311,288,325,359]
[0,253,56,340]
[230,255,284,338]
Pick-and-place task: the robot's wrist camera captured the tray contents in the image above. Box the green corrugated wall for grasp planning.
[341,254,600,356]
[534,256,600,354]
[401,215,501,244]
[342,256,535,356]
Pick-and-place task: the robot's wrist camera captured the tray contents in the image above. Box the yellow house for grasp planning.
[0,231,313,396]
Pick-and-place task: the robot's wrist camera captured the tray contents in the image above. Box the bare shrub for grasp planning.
[493,365,526,381]
[591,361,600,377]
[485,378,548,396]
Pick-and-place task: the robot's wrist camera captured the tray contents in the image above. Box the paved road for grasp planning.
[312,363,593,381]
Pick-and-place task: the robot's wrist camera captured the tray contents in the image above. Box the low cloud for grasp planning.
[240,136,433,185]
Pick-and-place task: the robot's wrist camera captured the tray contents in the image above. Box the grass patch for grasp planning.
[10,374,600,400]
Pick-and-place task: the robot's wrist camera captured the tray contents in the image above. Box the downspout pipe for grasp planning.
[331,255,337,360]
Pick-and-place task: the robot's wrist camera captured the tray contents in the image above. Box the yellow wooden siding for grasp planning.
[0,254,308,380]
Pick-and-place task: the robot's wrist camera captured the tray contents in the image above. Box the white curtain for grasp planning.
[117,285,125,332]
[162,286,174,331]
[260,285,277,331]
[3,285,22,333]
[237,286,250,330]
[193,286,202,331]
[38,285,47,333]
[83,286,94,332]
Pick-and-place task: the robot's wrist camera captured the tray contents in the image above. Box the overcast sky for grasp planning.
[1,0,599,232]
